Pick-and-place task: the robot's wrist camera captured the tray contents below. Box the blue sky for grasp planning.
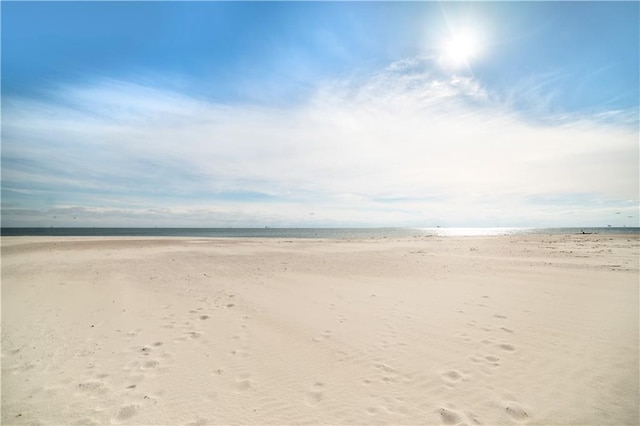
[2,1,638,227]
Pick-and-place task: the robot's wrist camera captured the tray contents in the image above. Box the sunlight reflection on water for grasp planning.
[419,227,531,237]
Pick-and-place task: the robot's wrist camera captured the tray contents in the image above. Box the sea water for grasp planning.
[1,227,638,238]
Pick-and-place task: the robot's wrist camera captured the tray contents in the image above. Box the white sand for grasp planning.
[1,235,638,425]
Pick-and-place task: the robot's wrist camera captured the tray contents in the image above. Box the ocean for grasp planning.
[1,227,638,238]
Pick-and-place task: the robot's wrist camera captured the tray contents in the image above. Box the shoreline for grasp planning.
[2,226,638,240]
[2,232,639,242]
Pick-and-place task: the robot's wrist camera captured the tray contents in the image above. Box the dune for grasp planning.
[1,234,638,425]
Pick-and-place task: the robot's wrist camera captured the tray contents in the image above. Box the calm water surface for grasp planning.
[2,227,638,238]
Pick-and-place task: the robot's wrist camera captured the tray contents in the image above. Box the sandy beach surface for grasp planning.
[1,234,638,425]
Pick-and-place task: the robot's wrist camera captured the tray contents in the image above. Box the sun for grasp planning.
[441,30,481,68]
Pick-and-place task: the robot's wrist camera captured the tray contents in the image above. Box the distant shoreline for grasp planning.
[1,227,638,238]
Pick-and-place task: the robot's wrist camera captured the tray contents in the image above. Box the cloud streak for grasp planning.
[2,58,638,227]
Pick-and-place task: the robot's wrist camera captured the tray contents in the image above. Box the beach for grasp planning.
[1,234,638,425]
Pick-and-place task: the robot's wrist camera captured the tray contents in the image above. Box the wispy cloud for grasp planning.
[2,58,638,227]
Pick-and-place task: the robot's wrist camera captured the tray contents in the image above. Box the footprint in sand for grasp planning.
[484,355,501,367]
[235,375,254,392]
[162,322,176,329]
[366,406,378,415]
[7,348,21,355]
[305,381,325,406]
[440,370,463,385]
[229,347,250,357]
[186,331,203,340]
[114,404,138,422]
[374,362,396,374]
[465,410,481,424]
[126,329,142,338]
[72,417,100,426]
[505,401,530,422]
[186,418,210,426]
[141,360,159,370]
[458,333,472,342]
[438,407,463,425]
[373,362,399,383]
[497,343,516,352]
[313,330,332,342]
[76,381,108,395]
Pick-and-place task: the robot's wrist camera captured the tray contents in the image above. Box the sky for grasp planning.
[1,1,639,228]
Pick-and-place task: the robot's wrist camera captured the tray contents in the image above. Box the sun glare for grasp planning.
[441,30,481,68]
